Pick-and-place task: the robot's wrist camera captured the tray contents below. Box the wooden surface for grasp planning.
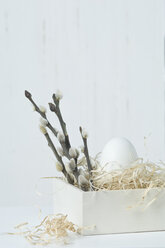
[0,0,165,206]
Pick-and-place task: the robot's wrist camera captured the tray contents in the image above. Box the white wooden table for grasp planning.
[0,206,165,248]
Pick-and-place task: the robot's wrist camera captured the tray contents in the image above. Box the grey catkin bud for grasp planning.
[39,125,47,134]
[84,171,90,180]
[82,128,88,138]
[39,105,47,113]
[55,89,63,100]
[65,162,72,173]
[25,90,32,98]
[90,158,95,168]
[57,132,65,143]
[78,168,84,175]
[65,159,76,173]
[32,104,36,111]
[79,168,90,180]
[78,175,90,191]
[69,158,76,171]
[69,147,77,158]
[57,147,64,156]
[76,149,80,158]
[55,161,63,172]
[49,103,56,112]
[40,117,48,127]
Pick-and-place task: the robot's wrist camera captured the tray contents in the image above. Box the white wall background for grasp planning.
[0,0,165,207]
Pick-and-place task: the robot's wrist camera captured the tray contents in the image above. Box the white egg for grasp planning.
[100,137,138,171]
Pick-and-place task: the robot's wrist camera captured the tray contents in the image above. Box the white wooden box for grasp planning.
[53,178,165,235]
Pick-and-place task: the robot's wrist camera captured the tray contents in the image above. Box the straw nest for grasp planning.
[91,158,165,191]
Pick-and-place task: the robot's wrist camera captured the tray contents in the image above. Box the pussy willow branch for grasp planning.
[48,102,71,160]
[25,90,57,136]
[49,100,80,181]
[52,93,71,149]
[25,90,79,183]
[79,127,92,175]
[25,90,70,160]
[44,132,74,185]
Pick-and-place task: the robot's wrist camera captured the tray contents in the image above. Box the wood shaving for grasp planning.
[8,214,81,245]
[91,159,165,191]
[89,159,165,208]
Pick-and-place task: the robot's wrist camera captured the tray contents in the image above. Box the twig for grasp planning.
[25,90,74,184]
[49,102,72,159]
[25,91,57,137]
[25,90,80,185]
[49,98,80,182]
[52,93,71,149]
[79,127,92,174]
[25,91,70,160]
[44,131,74,185]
